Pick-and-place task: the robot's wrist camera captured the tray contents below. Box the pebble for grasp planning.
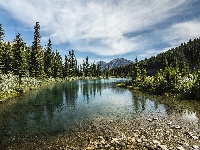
[192,145,199,149]
[191,136,198,140]
[136,139,142,143]
[153,117,159,120]
[176,146,185,150]
[177,141,183,145]
[175,125,181,129]
[153,140,160,145]
[144,145,154,150]
[158,144,168,150]
[147,118,152,122]
[167,122,172,125]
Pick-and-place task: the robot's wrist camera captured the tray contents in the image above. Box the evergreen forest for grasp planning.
[111,38,200,100]
[0,22,103,100]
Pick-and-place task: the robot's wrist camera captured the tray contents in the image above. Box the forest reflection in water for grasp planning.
[0,78,199,138]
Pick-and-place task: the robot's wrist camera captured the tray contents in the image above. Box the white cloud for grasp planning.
[0,0,193,56]
[162,19,200,46]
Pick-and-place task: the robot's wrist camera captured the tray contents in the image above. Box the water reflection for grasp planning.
[63,81,79,107]
[0,78,199,138]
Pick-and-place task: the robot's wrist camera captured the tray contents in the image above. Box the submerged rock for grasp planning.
[158,144,168,150]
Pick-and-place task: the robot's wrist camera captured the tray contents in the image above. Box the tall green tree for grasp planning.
[68,50,78,77]
[96,64,101,77]
[63,55,69,78]
[0,24,5,73]
[13,33,28,85]
[44,39,54,77]
[0,24,5,42]
[3,42,13,74]
[84,56,90,77]
[53,50,63,78]
[132,57,141,86]
[30,22,44,78]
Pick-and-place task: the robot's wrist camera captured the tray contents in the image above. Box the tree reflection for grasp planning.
[64,81,79,107]
[131,91,140,113]
[80,79,104,103]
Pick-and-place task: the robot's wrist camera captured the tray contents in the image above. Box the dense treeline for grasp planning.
[0,22,105,100]
[0,22,103,80]
[112,38,200,100]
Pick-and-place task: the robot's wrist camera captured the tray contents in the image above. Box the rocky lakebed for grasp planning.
[1,113,199,150]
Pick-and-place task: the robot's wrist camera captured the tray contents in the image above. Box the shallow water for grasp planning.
[0,78,199,139]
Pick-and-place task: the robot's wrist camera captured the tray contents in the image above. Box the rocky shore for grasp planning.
[1,113,199,150]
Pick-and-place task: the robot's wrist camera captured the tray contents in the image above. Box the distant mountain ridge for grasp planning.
[96,58,133,70]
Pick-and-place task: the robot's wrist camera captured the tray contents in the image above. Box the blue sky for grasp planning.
[0,0,200,64]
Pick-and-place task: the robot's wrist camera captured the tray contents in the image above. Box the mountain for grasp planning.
[97,58,133,70]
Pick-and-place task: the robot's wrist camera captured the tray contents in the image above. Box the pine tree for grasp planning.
[97,64,101,77]
[53,50,63,78]
[44,39,54,77]
[84,56,90,77]
[0,25,5,73]
[3,42,13,74]
[0,24,5,42]
[90,62,97,77]
[13,33,28,85]
[132,57,141,86]
[30,22,44,78]
[68,50,78,77]
[63,55,69,78]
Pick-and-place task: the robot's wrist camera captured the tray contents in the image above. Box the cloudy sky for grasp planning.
[0,0,200,64]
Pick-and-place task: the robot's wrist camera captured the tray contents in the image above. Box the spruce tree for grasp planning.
[3,42,13,74]
[0,24,5,42]
[84,56,90,77]
[68,50,78,77]
[44,39,54,77]
[97,64,101,77]
[53,50,63,78]
[0,25,5,73]
[30,22,44,78]
[63,55,69,78]
[13,33,28,85]
[132,57,141,86]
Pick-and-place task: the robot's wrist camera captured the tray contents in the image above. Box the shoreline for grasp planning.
[0,76,105,102]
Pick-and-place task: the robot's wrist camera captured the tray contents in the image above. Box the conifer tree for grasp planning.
[53,50,63,78]
[3,42,13,74]
[132,57,141,86]
[90,62,97,77]
[30,22,44,78]
[13,33,28,85]
[84,56,90,77]
[82,60,86,77]
[97,64,101,77]
[63,55,69,78]
[0,24,5,42]
[44,39,54,77]
[68,50,78,77]
[0,24,5,73]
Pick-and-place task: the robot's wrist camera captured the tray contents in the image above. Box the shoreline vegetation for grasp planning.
[0,75,105,102]
[113,38,200,101]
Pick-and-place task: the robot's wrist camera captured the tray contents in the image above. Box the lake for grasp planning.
[0,78,199,149]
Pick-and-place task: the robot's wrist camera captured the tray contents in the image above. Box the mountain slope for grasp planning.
[97,58,133,70]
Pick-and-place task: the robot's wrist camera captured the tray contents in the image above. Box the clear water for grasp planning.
[0,78,199,138]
